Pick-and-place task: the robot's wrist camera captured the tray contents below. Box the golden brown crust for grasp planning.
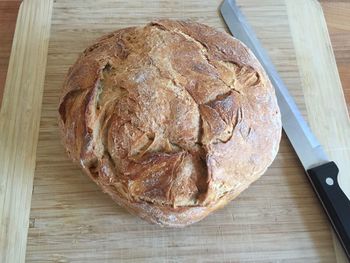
[58,20,282,227]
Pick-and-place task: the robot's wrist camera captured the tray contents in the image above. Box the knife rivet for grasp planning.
[325,177,334,186]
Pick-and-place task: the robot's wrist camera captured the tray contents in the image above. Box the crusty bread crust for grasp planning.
[58,20,282,227]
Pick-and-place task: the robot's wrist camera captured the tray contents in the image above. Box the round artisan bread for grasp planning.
[58,20,282,227]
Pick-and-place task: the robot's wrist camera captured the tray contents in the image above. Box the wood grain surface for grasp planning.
[0,0,53,262]
[1,1,350,110]
[24,0,341,262]
[287,1,349,261]
[0,0,349,262]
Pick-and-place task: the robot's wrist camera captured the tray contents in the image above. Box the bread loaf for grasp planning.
[58,20,282,227]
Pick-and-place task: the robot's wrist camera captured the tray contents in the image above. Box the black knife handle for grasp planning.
[307,161,350,259]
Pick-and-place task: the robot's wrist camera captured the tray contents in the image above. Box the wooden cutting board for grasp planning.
[1,0,349,262]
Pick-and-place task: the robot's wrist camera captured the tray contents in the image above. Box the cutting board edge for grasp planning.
[286,0,350,262]
[0,1,53,262]
[0,0,348,262]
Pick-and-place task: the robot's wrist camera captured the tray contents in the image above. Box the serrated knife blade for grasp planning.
[220,0,350,258]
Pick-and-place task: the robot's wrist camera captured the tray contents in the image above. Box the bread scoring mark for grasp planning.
[83,32,116,56]
[172,78,198,105]
[59,20,282,221]
[98,63,128,110]
[234,63,260,87]
[87,158,99,178]
[171,29,255,95]
[79,61,130,185]
[150,22,251,101]
[200,91,242,145]
[58,89,85,124]
[166,140,182,153]
[145,51,211,204]
[129,132,156,157]
[80,31,227,206]
[95,81,103,110]
[115,38,129,60]
[83,42,101,56]
[149,22,167,31]
[174,30,233,87]
[146,24,254,204]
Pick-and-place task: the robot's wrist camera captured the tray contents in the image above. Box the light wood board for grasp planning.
[0,0,53,262]
[321,0,350,113]
[287,1,350,261]
[0,0,349,262]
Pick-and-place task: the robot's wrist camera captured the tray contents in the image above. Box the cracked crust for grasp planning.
[58,20,282,227]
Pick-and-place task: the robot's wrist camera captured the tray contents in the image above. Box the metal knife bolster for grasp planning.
[220,0,350,259]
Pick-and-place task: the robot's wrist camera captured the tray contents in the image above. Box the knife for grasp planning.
[220,0,350,258]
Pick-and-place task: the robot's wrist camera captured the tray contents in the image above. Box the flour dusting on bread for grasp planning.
[58,20,281,227]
